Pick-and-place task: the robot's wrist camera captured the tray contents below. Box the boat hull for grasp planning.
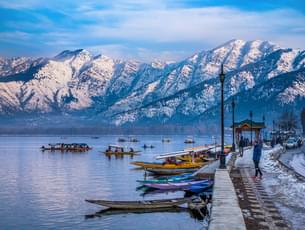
[85,197,190,209]
[145,167,197,175]
[131,161,202,169]
[144,179,209,190]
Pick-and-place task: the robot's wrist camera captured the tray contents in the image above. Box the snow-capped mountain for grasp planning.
[0,39,304,128]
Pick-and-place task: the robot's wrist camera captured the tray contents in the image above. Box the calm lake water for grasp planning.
[0,135,223,230]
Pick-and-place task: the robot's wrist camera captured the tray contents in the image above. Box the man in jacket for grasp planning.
[253,140,263,180]
[239,136,245,157]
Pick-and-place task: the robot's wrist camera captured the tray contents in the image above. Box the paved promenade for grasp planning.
[209,168,246,230]
[233,147,290,229]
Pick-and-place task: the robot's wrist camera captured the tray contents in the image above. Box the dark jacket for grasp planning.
[253,143,262,162]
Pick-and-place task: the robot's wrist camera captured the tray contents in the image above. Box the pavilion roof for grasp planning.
[232,119,265,129]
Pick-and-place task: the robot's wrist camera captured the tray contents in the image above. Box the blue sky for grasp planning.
[0,0,305,61]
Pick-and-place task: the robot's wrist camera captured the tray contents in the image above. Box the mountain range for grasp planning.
[0,39,304,132]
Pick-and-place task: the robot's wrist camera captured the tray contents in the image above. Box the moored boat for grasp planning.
[137,173,193,184]
[144,179,210,190]
[85,197,190,209]
[145,167,198,175]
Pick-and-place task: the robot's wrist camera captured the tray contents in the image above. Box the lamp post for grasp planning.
[249,110,253,145]
[231,98,236,152]
[262,115,265,141]
[219,64,226,169]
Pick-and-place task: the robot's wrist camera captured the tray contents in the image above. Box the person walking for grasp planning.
[239,136,245,157]
[253,140,263,180]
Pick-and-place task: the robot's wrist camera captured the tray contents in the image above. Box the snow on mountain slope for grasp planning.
[0,39,304,127]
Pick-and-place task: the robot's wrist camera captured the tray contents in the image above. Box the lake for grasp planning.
[0,135,223,229]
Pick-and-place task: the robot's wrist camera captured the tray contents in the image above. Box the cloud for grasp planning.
[0,1,305,61]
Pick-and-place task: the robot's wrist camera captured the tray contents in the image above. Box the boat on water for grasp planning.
[162,138,171,143]
[145,167,198,175]
[131,160,203,169]
[184,182,214,193]
[104,145,140,156]
[137,173,193,184]
[184,137,195,144]
[118,138,127,142]
[85,197,190,209]
[142,144,155,149]
[144,179,210,190]
[40,143,92,152]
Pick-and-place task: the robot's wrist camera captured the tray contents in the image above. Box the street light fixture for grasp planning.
[249,110,253,145]
[231,98,236,152]
[219,64,226,169]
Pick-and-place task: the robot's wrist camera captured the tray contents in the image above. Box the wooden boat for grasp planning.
[184,137,195,144]
[131,161,203,169]
[137,173,193,184]
[85,197,190,209]
[162,138,171,143]
[185,181,213,193]
[144,179,210,190]
[40,143,92,152]
[104,145,140,156]
[142,144,155,149]
[145,167,197,175]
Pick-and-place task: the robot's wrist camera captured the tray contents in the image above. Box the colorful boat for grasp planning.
[185,181,213,193]
[137,173,193,184]
[85,197,190,209]
[144,179,210,190]
[40,143,92,152]
[145,167,198,175]
[131,161,203,169]
[104,145,140,156]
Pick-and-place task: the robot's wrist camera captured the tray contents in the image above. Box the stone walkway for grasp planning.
[232,148,290,230]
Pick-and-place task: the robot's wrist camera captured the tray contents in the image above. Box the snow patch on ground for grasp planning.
[289,153,305,177]
[261,146,305,229]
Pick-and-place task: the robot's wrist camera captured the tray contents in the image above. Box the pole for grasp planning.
[250,110,253,145]
[262,115,265,141]
[232,98,236,151]
[219,64,226,169]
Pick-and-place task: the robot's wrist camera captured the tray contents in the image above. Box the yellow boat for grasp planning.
[131,161,203,169]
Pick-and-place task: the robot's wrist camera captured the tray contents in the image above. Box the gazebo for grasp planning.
[232,119,265,144]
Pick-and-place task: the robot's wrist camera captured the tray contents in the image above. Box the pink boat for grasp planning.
[144,179,209,190]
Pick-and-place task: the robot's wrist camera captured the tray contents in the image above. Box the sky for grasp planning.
[0,0,305,62]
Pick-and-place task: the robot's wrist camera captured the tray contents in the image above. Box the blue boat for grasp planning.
[185,181,213,193]
[137,173,193,184]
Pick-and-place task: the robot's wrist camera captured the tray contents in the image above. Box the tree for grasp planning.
[278,110,298,131]
[301,108,305,134]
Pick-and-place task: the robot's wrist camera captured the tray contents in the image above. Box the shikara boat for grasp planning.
[142,144,155,149]
[40,143,92,152]
[185,182,213,193]
[144,179,210,190]
[131,161,203,169]
[145,167,197,175]
[104,145,140,156]
[85,197,190,209]
[137,173,193,184]
[162,138,171,143]
[184,137,195,144]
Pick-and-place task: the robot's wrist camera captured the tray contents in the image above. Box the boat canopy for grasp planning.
[155,150,190,160]
[109,145,124,148]
[184,145,214,153]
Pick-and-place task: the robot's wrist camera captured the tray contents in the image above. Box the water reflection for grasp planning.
[0,135,221,229]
